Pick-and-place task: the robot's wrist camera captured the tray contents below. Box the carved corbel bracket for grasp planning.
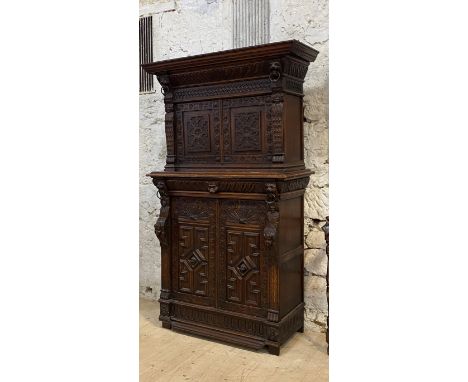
[156,73,172,98]
[153,179,170,247]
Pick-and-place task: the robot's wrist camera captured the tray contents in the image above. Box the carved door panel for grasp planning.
[172,197,216,306]
[221,96,273,165]
[218,199,268,317]
[175,100,221,165]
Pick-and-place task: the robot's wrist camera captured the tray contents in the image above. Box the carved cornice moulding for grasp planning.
[142,40,318,73]
[142,40,318,90]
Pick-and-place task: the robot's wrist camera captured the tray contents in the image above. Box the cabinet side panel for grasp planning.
[283,94,303,163]
[278,196,302,254]
[279,254,303,318]
[278,195,304,318]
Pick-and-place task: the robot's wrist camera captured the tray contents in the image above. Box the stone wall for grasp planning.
[139,0,329,332]
[270,0,329,332]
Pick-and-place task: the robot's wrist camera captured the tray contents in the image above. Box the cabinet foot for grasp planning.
[297,325,304,333]
[161,321,172,329]
[267,344,280,356]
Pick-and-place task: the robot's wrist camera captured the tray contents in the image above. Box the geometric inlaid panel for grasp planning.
[226,230,261,307]
[178,225,209,296]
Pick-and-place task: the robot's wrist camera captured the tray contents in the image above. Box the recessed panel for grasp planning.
[232,110,261,152]
[184,112,211,154]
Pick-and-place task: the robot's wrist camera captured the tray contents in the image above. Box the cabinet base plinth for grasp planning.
[159,300,304,356]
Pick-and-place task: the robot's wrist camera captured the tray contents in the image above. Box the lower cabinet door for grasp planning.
[172,197,216,306]
[218,199,268,317]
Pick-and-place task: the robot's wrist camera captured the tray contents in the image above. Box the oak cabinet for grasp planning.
[143,40,318,355]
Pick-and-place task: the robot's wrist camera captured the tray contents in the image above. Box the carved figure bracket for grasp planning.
[153,179,170,247]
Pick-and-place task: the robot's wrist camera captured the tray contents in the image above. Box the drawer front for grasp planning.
[172,197,217,306]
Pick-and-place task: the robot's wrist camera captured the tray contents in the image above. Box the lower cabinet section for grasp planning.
[167,300,305,356]
[153,176,309,355]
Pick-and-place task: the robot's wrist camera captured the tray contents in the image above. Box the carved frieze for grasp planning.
[173,79,271,102]
[277,177,310,193]
[281,57,309,80]
[174,198,211,221]
[172,304,266,337]
[164,177,309,194]
[170,61,267,86]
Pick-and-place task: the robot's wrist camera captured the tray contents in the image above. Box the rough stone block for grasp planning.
[304,248,327,277]
[305,229,326,249]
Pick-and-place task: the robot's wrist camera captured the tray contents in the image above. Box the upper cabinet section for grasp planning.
[142,40,319,172]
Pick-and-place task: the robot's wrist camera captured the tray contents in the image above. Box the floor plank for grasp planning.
[139,298,328,382]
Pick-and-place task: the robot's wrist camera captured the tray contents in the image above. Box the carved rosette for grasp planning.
[153,179,170,247]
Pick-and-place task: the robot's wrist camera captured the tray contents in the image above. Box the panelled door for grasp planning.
[172,196,268,317]
[172,197,217,307]
[173,96,272,168]
[218,199,268,318]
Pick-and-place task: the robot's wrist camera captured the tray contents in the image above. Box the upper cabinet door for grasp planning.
[222,96,272,165]
[175,100,221,165]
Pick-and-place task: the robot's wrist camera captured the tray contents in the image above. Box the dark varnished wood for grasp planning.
[145,40,318,355]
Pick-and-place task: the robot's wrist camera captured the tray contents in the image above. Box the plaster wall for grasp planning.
[139,0,328,332]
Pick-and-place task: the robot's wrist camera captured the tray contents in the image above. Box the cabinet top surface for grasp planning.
[147,169,313,180]
[142,40,318,75]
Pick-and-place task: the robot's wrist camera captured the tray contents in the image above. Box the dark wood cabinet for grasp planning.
[143,40,318,355]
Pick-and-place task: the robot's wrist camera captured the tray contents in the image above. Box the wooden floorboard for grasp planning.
[140,297,328,382]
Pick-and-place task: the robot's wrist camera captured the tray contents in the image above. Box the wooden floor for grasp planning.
[140,298,328,382]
